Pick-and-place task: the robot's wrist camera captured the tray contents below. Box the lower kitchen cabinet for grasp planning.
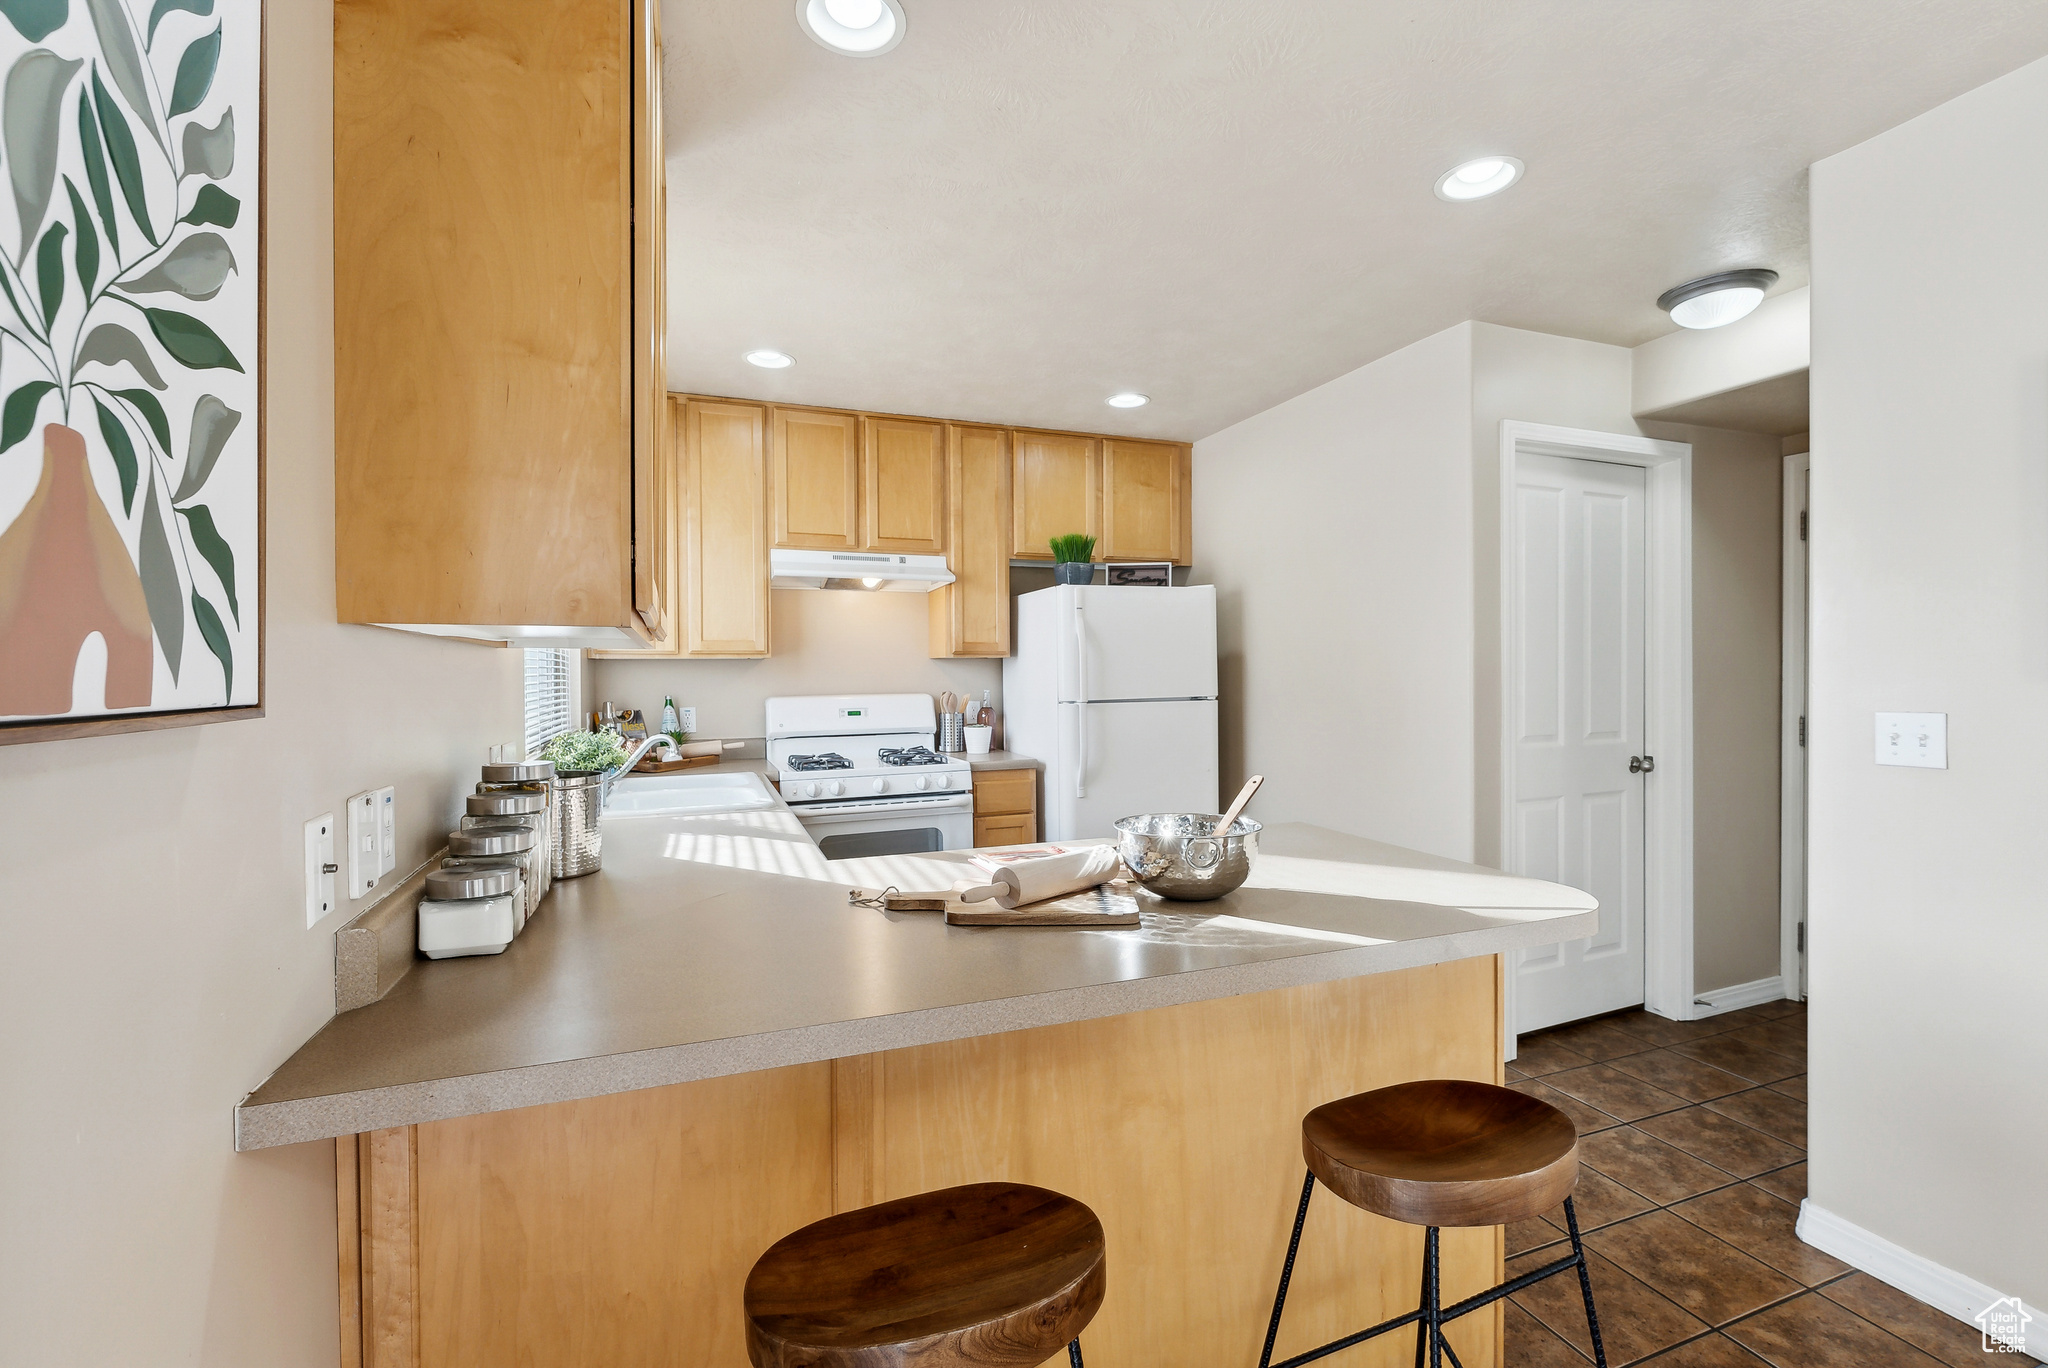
[335,961,1504,1368]
[971,767,1037,846]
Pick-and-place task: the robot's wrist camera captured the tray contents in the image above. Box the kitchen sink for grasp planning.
[603,770,780,816]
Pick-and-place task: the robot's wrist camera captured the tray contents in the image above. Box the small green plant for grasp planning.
[543,729,628,773]
[664,729,689,748]
[1049,533,1096,564]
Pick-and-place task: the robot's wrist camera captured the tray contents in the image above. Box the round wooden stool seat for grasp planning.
[744,1181,1106,1368]
[1301,1079,1578,1228]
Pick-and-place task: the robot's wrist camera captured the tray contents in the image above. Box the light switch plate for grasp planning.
[375,785,396,875]
[1876,712,1947,768]
[304,814,336,928]
[346,790,383,898]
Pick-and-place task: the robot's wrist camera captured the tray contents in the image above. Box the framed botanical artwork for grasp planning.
[0,0,261,744]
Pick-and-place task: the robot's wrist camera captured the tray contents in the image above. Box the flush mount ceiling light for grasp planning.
[1106,392,1149,408]
[744,349,795,369]
[1658,269,1779,329]
[796,0,906,56]
[1434,156,1523,202]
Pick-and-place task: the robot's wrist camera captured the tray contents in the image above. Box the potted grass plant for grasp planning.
[1049,533,1096,585]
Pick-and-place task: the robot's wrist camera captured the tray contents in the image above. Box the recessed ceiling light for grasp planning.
[1434,156,1524,202]
[1657,269,1779,329]
[1106,392,1149,408]
[796,0,905,56]
[745,349,795,369]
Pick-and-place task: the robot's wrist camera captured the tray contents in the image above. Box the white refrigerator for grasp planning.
[1002,584,1219,840]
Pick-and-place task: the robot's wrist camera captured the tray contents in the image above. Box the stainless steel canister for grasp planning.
[549,770,604,878]
[446,825,538,927]
[463,789,549,914]
[478,760,555,898]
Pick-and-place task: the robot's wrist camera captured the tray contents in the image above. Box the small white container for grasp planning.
[418,866,519,959]
[963,724,993,755]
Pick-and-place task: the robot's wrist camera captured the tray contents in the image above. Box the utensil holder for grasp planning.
[550,771,605,877]
[937,713,966,752]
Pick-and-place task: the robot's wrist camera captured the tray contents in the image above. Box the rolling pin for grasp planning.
[957,846,1124,909]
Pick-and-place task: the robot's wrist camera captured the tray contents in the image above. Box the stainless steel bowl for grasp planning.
[1114,813,1262,901]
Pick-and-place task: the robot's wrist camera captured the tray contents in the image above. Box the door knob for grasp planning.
[1629,755,1656,774]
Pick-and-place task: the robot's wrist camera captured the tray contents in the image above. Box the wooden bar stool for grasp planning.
[1257,1079,1608,1368]
[744,1181,1106,1368]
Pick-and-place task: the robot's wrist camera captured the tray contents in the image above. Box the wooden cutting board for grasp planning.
[633,753,719,774]
[855,880,1141,927]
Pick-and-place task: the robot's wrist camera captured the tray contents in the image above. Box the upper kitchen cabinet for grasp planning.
[772,409,862,551]
[1011,433,1101,560]
[333,0,669,648]
[682,400,772,656]
[930,426,1011,658]
[1101,440,1191,565]
[863,419,947,554]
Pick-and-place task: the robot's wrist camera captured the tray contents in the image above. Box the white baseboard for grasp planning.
[1797,1201,2046,1358]
[1691,975,1787,1016]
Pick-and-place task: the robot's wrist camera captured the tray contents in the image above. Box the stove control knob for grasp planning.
[939,774,954,789]
[827,781,845,797]
[872,778,890,794]
[804,782,821,799]
[913,775,929,791]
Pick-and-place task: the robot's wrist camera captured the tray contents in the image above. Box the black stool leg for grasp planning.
[1561,1197,1610,1368]
[1423,1226,1443,1368]
[1258,1170,1317,1368]
[1412,1232,1430,1368]
[1068,1339,1083,1367]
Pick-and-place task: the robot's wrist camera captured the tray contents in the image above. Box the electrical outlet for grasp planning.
[375,785,396,875]
[304,814,336,928]
[346,790,383,898]
[678,706,696,734]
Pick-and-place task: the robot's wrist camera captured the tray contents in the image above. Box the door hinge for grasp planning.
[1797,922,1806,953]
[1629,755,1655,774]
[1799,510,1808,541]
[1799,715,1806,747]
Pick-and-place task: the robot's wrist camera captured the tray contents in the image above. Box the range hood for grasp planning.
[770,549,955,592]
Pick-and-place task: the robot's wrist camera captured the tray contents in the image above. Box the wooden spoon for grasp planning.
[1215,774,1264,835]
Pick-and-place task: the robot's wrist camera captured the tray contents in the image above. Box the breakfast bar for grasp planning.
[243,792,1595,1368]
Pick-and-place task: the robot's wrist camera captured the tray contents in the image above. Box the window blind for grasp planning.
[523,648,577,758]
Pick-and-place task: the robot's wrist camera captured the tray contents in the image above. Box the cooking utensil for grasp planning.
[958,846,1123,908]
[1216,774,1264,835]
[1115,811,1263,900]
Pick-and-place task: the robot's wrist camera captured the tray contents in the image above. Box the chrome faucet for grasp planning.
[606,733,680,804]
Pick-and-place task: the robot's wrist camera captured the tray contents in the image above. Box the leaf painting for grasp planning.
[0,0,255,724]
[5,50,81,263]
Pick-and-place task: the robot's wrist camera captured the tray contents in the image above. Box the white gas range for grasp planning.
[765,694,975,859]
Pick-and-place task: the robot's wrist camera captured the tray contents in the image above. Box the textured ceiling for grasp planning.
[660,1,2048,440]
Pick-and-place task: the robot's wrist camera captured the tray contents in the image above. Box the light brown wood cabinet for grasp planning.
[972,767,1038,846]
[1101,439,1190,564]
[772,409,862,551]
[929,425,1011,658]
[1011,433,1101,561]
[681,400,771,656]
[333,0,668,648]
[863,418,947,554]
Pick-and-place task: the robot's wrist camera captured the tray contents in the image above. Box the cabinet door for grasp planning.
[973,813,1037,849]
[930,426,1011,658]
[773,409,861,550]
[863,418,946,553]
[591,393,684,659]
[1101,439,1188,565]
[686,400,771,655]
[631,0,668,637]
[1011,433,1100,560]
[972,768,1036,817]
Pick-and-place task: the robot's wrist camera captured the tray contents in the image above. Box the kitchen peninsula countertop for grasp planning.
[235,812,1595,1150]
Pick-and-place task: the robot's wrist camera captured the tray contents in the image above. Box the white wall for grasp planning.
[1632,286,1811,416]
[591,587,1003,741]
[0,6,526,1362]
[1807,53,2048,1314]
[1192,324,1477,858]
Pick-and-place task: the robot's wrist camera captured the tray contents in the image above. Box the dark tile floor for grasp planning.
[1504,1002,2035,1368]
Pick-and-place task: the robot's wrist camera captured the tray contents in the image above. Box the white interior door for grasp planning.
[1512,453,1648,1032]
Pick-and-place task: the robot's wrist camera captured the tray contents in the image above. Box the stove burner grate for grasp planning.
[879,746,946,767]
[784,752,853,772]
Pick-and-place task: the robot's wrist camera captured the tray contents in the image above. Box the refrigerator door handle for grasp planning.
[1074,601,1087,796]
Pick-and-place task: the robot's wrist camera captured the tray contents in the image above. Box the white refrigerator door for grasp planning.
[1049,698,1219,840]
[1054,585,1217,703]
